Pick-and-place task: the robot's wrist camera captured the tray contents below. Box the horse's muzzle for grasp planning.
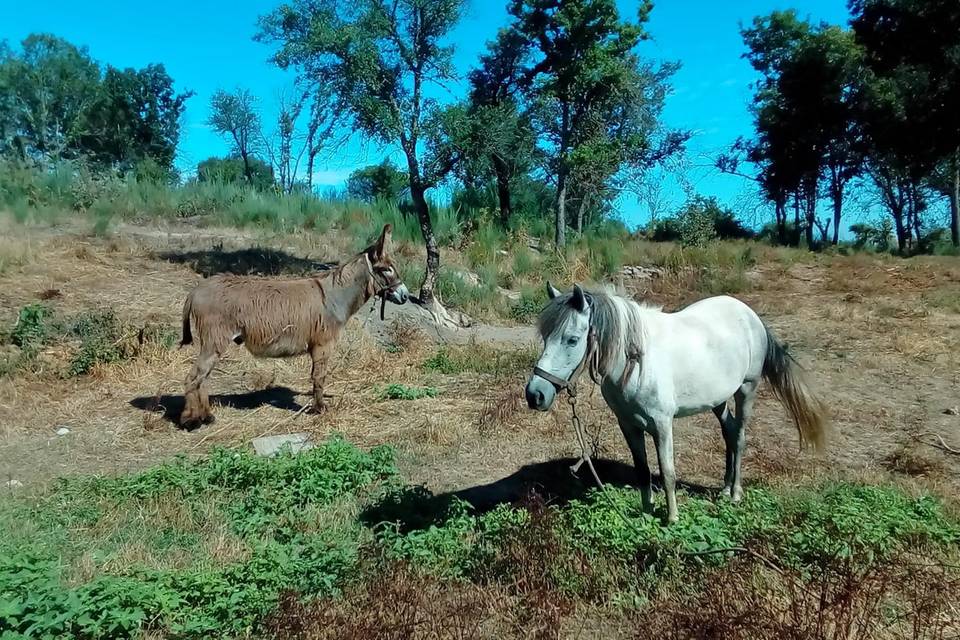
[525,377,555,411]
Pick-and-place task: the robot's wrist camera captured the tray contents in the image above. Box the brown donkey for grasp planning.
[178,224,409,428]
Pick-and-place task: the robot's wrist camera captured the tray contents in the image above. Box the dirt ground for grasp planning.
[1,218,959,510]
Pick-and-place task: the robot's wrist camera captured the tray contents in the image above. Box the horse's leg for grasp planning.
[309,342,335,413]
[729,381,758,502]
[617,418,652,513]
[713,401,737,498]
[181,344,223,427]
[652,417,678,523]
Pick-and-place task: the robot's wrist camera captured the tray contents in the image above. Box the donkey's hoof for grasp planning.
[308,403,327,415]
[201,414,216,425]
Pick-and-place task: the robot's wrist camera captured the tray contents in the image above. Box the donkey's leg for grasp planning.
[617,418,652,513]
[181,347,221,427]
[729,381,758,503]
[652,417,678,523]
[309,342,335,413]
[713,401,737,498]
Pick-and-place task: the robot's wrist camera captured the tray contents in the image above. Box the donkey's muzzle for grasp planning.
[386,284,410,305]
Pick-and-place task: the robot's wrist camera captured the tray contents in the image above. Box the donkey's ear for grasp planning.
[571,284,590,312]
[546,281,561,299]
[374,224,392,259]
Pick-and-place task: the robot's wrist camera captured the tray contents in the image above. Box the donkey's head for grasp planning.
[365,224,409,305]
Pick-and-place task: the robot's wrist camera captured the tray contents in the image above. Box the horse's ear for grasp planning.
[374,224,392,259]
[546,281,561,299]
[571,284,590,312]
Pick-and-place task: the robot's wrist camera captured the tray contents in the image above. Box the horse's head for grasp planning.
[365,224,409,305]
[525,282,592,411]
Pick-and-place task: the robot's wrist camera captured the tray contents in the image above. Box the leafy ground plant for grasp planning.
[1,441,957,639]
[378,383,439,400]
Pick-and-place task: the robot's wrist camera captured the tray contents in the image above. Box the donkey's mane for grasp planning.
[537,286,657,377]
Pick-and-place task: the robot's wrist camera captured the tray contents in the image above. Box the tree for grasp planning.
[850,0,960,247]
[506,0,652,248]
[81,64,191,172]
[741,12,866,248]
[197,155,275,190]
[465,29,538,227]
[259,0,465,307]
[0,34,100,163]
[208,89,261,185]
[347,160,408,202]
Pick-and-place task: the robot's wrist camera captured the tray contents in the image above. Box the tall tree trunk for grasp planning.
[831,183,843,245]
[241,150,253,184]
[951,151,960,248]
[804,181,816,249]
[575,193,590,235]
[492,155,512,227]
[554,167,567,248]
[774,195,786,246]
[409,182,439,304]
[793,192,802,247]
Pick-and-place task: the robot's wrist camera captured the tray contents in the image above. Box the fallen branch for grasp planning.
[912,431,960,455]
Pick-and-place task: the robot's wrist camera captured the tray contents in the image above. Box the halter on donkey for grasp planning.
[526,283,827,524]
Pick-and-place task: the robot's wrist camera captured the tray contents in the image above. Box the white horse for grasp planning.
[524,283,826,523]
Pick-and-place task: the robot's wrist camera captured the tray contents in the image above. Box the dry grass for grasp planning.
[0,216,958,512]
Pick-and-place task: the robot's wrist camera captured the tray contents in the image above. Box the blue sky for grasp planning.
[1,0,852,228]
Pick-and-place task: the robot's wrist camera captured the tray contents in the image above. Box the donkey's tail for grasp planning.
[762,325,827,452]
[180,293,193,347]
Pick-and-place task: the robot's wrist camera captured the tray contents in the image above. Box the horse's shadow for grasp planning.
[129,386,303,429]
[157,246,336,278]
[361,458,714,533]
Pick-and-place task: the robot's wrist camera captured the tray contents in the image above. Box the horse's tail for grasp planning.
[180,292,194,347]
[762,324,827,452]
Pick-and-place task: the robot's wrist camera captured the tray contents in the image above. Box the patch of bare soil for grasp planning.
[1,219,958,514]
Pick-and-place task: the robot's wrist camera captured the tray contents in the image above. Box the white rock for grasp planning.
[4,479,23,488]
[55,427,71,436]
[251,433,314,457]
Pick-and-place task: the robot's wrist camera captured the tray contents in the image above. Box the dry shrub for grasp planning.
[883,444,945,478]
[633,555,960,640]
[264,563,495,640]
[477,386,524,435]
[386,318,427,353]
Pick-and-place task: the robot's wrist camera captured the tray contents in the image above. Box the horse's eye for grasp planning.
[566,337,579,347]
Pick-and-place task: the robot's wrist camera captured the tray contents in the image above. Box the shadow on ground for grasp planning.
[361,458,715,532]
[158,245,336,277]
[129,386,304,427]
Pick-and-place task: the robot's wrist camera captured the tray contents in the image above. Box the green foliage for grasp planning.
[197,155,275,191]
[0,35,189,170]
[850,219,895,252]
[0,439,396,639]
[346,160,408,203]
[378,384,439,401]
[510,285,547,323]
[63,311,127,377]
[10,303,49,352]
[422,343,536,377]
[2,438,957,640]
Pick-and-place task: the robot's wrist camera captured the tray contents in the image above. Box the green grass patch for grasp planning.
[377,383,439,401]
[421,342,537,377]
[1,440,957,639]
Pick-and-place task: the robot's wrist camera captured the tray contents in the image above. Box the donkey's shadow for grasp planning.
[361,458,714,533]
[158,246,336,278]
[129,387,303,428]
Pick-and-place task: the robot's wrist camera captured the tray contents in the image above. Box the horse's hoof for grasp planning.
[308,404,326,415]
[201,414,216,425]
[180,416,201,430]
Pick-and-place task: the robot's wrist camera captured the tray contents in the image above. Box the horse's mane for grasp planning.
[537,286,658,379]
